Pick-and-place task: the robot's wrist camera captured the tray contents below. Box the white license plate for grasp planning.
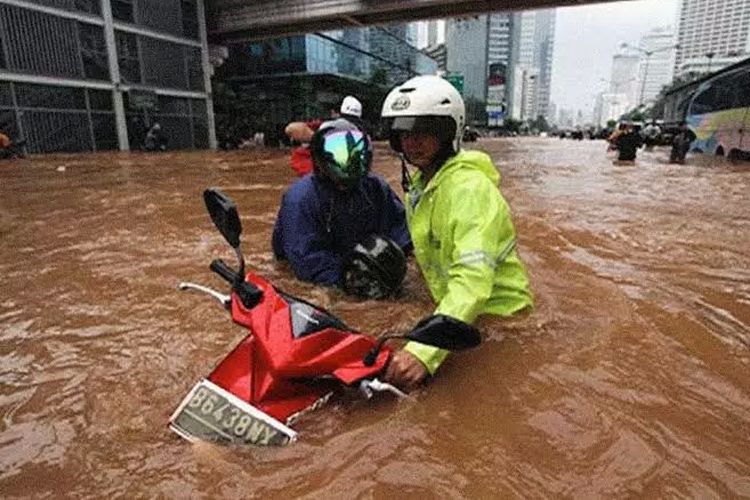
[169,379,297,446]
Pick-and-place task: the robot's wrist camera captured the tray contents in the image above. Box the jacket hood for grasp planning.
[424,150,499,192]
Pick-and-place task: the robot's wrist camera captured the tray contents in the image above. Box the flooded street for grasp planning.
[1,138,749,498]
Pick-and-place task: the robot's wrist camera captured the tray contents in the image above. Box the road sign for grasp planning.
[444,74,464,96]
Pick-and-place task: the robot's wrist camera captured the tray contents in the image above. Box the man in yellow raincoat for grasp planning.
[380,75,533,390]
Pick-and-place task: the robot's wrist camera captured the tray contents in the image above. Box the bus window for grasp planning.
[690,84,715,115]
[731,69,750,108]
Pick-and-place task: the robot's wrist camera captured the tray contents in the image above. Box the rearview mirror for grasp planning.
[404,315,482,351]
[204,188,242,249]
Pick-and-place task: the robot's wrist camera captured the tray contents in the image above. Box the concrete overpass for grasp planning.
[207,0,628,43]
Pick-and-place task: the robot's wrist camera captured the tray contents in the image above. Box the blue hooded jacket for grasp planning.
[272,173,412,285]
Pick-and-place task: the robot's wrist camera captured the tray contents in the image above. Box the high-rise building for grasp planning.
[423,43,447,71]
[636,26,676,105]
[509,9,556,120]
[446,16,489,103]
[427,19,441,47]
[610,49,640,108]
[674,0,750,77]
[486,13,513,125]
[0,0,213,153]
[594,92,629,127]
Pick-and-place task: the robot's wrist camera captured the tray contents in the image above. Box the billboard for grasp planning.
[488,63,507,86]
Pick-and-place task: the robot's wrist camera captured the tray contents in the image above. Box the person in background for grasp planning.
[613,123,643,162]
[144,122,168,152]
[272,119,411,292]
[0,130,26,159]
[642,120,662,151]
[669,121,696,164]
[607,122,627,151]
[379,75,533,390]
[285,96,364,176]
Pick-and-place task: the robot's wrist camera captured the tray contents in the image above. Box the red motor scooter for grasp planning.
[169,189,480,446]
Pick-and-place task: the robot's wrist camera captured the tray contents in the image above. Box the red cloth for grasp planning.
[290,147,313,176]
[288,119,324,176]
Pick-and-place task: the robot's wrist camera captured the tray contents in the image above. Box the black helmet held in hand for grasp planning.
[342,235,407,299]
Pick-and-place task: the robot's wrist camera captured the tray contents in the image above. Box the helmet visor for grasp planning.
[389,116,456,141]
[320,129,369,186]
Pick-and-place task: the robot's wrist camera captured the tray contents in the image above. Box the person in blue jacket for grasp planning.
[272,118,412,293]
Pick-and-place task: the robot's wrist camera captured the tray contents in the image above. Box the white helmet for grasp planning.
[381,75,465,153]
[340,95,363,118]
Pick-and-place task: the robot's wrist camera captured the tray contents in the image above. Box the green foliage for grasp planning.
[502,118,522,134]
[530,114,550,132]
[369,67,388,86]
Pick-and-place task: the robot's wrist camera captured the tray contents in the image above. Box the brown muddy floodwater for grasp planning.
[1,138,749,498]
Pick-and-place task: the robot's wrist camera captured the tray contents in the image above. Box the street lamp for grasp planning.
[621,42,680,106]
[705,51,715,73]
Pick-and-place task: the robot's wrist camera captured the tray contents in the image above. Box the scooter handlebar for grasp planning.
[210,258,239,284]
[210,259,263,309]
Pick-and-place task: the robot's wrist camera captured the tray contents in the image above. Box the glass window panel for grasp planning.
[125,113,149,150]
[136,0,182,37]
[181,0,199,39]
[116,31,141,84]
[92,112,118,151]
[25,0,100,15]
[141,36,186,89]
[0,109,19,139]
[157,95,190,115]
[15,83,86,110]
[192,117,208,149]
[78,23,110,80]
[186,47,204,91]
[0,82,12,106]
[150,115,192,149]
[112,0,134,22]
[190,98,206,118]
[0,30,5,69]
[731,69,750,108]
[88,89,113,111]
[21,110,92,153]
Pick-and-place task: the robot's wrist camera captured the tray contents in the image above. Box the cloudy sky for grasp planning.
[551,0,679,115]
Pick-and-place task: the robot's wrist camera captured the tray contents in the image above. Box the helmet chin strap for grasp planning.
[400,155,412,194]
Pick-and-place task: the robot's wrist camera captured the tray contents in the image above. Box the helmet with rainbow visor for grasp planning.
[310,119,372,190]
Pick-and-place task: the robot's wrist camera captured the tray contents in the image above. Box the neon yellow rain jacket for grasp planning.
[403,149,533,373]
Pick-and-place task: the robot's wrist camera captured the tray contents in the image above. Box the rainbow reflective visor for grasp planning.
[320,129,369,177]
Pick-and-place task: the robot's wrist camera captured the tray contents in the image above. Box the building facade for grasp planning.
[610,50,640,108]
[509,8,555,121]
[0,0,215,153]
[446,16,489,103]
[637,26,676,105]
[593,92,629,127]
[674,0,750,77]
[217,24,436,142]
[423,43,447,71]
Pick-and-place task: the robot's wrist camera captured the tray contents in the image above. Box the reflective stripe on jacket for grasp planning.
[402,149,533,374]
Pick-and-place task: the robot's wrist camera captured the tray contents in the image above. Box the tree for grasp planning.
[530,114,550,133]
[369,67,388,86]
[501,118,522,134]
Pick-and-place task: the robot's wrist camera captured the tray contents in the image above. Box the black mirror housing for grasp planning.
[204,188,242,248]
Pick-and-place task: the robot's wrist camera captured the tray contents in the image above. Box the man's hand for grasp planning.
[383,350,428,391]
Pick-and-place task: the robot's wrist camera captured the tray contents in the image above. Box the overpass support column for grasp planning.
[197,0,218,149]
